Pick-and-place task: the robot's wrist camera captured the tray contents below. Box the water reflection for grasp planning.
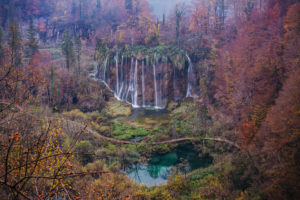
[126,144,213,187]
[126,153,177,186]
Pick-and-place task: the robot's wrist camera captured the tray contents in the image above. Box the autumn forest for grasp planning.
[0,0,299,199]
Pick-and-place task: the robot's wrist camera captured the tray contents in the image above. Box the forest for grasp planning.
[0,0,299,199]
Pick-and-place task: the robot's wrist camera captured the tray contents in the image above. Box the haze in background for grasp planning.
[147,0,193,19]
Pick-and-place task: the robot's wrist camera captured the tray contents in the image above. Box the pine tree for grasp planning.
[97,0,101,9]
[25,19,38,58]
[175,4,185,46]
[125,0,133,10]
[79,0,87,20]
[57,82,61,106]
[8,21,22,67]
[0,27,4,65]
[50,64,55,104]
[75,36,82,75]
[62,30,74,70]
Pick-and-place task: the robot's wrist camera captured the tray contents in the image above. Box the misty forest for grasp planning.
[0,0,299,199]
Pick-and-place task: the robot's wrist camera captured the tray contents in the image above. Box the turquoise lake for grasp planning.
[126,144,213,187]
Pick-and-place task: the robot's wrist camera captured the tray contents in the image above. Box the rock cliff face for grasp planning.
[95,46,200,109]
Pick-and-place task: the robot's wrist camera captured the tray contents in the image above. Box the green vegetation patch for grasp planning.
[95,44,188,70]
[102,100,132,118]
[112,122,148,140]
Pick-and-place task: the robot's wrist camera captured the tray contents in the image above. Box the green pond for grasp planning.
[122,108,213,186]
[126,144,213,187]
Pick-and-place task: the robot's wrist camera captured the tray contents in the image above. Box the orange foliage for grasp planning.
[240,121,258,147]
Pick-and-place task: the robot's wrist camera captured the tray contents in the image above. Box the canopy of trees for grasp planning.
[0,0,299,199]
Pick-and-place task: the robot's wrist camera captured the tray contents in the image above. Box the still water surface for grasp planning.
[126,144,213,187]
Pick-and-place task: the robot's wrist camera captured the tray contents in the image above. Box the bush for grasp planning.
[113,122,148,140]
[75,140,94,164]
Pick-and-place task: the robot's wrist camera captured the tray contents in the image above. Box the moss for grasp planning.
[97,45,188,70]
[112,122,148,140]
[103,100,132,118]
[166,101,179,111]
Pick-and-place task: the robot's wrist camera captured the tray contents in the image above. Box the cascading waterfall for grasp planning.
[186,55,199,98]
[114,54,119,97]
[153,54,159,108]
[142,60,145,107]
[99,57,113,92]
[95,53,199,110]
[56,31,60,43]
[125,57,134,104]
[121,57,128,101]
[173,66,177,101]
[103,57,107,82]
[132,59,139,108]
[118,55,124,99]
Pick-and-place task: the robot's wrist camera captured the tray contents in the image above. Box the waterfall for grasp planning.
[114,54,119,98]
[121,57,128,101]
[153,54,158,108]
[95,57,113,92]
[186,55,199,98]
[56,31,60,43]
[103,57,113,91]
[94,53,196,109]
[142,60,146,107]
[125,57,134,103]
[132,59,139,108]
[173,66,177,101]
[118,55,124,99]
[103,57,108,82]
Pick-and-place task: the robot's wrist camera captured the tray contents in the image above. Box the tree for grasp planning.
[216,0,226,29]
[75,36,82,75]
[162,13,166,26]
[256,69,300,199]
[8,21,22,67]
[190,1,210,35]
[50,64,55,104]
[174,3,186,46]
[79,0,88,20]
[25,19,38,59]
[125,0,133,10]
[62,30,74,70]
[97,0,101,9]
[145,24,160,46]
[39,19,47,43]
[0,0,10,27]
[0,27,4,65]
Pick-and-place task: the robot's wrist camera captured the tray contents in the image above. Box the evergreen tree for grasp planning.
[79,0,88,20]
[75,36,82,75]
[50,64,55,104]
[97,0,101,9]
[125,0,133,10]
[71,0,77,16]
[62,30,74,70]
[0,0,10,27]
[25,19,38,59]
[0,27,4,65]
[57,82,61,107]
[8,21,22,67]
[175,5,185,46]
